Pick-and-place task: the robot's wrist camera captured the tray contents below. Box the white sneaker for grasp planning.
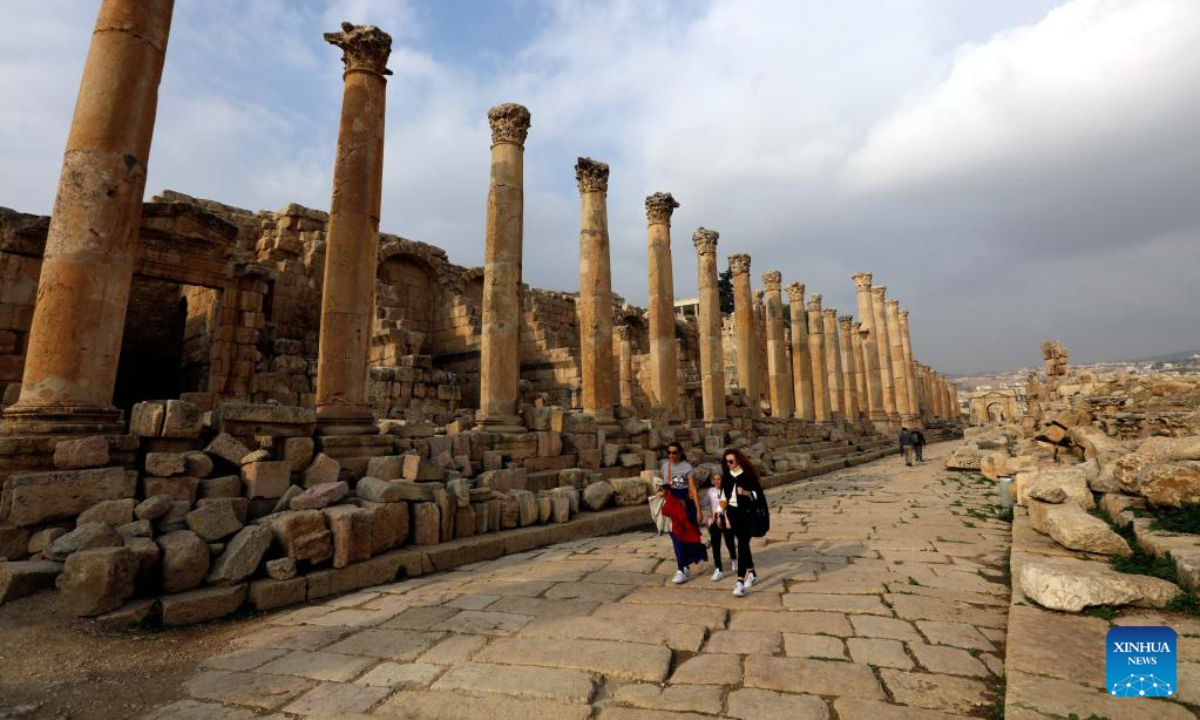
[733,581,746,597]
[746,571,758,588]
[711,568,724,582]
[672,569,689,584]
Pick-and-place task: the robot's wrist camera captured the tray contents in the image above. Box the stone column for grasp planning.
[884,299,912,423]
[477,103,531,425]
[645,193,680,415]
[821,308,844,421]
[807,294,830,423]
[851,273,885,425]
[617,326,634,409]
[950,383,960,423]
[728,254,760,414]
[852,322,869,420]
[786,283,814,422]
[313,23,393,431]
[762,271,792,419]
[932,374,945,420]
[871,285,898,425]
[575,157,614,417]
[4,0,175,434]
[898,309,920,425]
[755,291,769,406]
[838,316,860,420]
[692,228,726,422]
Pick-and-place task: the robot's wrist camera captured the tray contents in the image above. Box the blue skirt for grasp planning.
[668,487,709,570]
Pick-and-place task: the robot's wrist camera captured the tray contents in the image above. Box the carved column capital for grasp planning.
[575,157,609,194]
[728,253,751,276]
[871,285,887,300]
[885,298,899,310]
[899,309,910,322]
[806,294,823,313]
[785,282,805,305]
[761,270,782,292]
[754,289,764,304]
[838,315,854,330]
[692,227,719,256]
[645,192,680,224]
[324,23,393,76]
[616,325,632,341]
[822,307,837,319]
[851,271,873,290]
[488,103,532,147]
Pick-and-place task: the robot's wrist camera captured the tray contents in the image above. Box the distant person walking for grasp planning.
[913,428,927,463]
[722,448,763,597]
[705,472,737,581]
[899,428,915,467]
[657,442,707,584]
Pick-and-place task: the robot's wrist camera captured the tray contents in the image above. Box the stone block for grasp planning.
[3,468,137,527]
[130,402,166,437]
[578,449,602,470]
[199,475,242,499]
[53,436,109,470]
[205,433,252,468]
[487,499,503,531]
[536,495,552,524]
[45,522,122,561]
[412,502,440,545]
[356,477,403,503]
[142,476,199,504]
[1020,555,1180,612]
[161,584,247,626]
[366,455,405,481]
[302,453,341,488]
[186,499,245,542]
[478,468,527,493]
[353,499,407,553]
[182,452,214,479]
[0,560,61,603]
[550,494,570,523]
[212,402,316,437]
[56,547,138,617]
[473,502,489,534]
[242,461,291,499]
[1029,501,1131,556]
[281,436,315,472]
[161,400,204,439]
[434,487,455,541]
[501,497,520,529]
[390,480,440,502]
[454,505,476,539]
[240,448,271,465]
[611,477,649,506]
[76,498,136,527]
[157,530,211,593]
[290,481,349,511]
[26,527,66,555]
[266,557,297,580]
[446,478,471,508]
[403,454,444,481]
[249,577,307,611]
[582,480,614,511]
[206,529,269,587]
[322,505,374,568]
[116,519,152,539]
[133,495,171,521]
[267,510,333,564]
[482,451,504,471]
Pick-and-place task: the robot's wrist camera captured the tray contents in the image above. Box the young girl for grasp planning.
[706,473,737,581]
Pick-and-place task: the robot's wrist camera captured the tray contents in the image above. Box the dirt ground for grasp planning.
[0,590,262,720]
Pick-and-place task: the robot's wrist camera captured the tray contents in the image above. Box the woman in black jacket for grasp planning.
[721,447,763,597]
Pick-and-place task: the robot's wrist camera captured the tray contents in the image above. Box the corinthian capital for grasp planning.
[807,294,823,313]
[692,227,719,256]
[488,103,532,147]
[575,157,609,194]
[851,271,873,290]
[761,270,782,292]
[645,192,680,224]
[899,309,910,324]
[822,307,837,319]
[838,315,854,330]
[728,253,751,276]
[785,282,805,305]
[871,285,887,300]
[886,299,899,311]
[325,23,393,76]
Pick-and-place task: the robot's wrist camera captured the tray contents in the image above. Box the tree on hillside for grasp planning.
[718,268,734,315]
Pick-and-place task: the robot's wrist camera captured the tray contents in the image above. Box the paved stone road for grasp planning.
[148,442,1011,719]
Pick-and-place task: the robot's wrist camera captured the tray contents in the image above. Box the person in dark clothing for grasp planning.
[721,447,763,597]
[912,429,927,462]
[899,428,915,466]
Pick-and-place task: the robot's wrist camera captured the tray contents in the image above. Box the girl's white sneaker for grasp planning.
[711,569,724,582]
[746,571,758,587]
[733,581,746,597]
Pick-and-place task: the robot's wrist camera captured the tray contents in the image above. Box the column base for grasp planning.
[315,405,378,435]
[475,411,525,434]
[2,402,124,436]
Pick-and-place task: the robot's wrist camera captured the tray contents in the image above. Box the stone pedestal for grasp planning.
[851,273,885,426]
[4,0,175,435]
[806,294,830,423]
[314,23,393,433]
[575,158,614,417]
[692,229,726,421]
[822,308,844,422]
[785,283,814,422]
[478,103,531,425]
[645,193,679,416]
[762,271,792,419]
[729,254,760,416]
[885,299,912,423]
[838,316,860,421]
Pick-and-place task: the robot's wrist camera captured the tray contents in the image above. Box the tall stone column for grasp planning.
[762,271,792,419]
[838,316,860,420]
[851,273,885,425]
[755,291,769,406]
[617,326,634,409]
[871,285,898,425]
[645,193,680,416]
[932,374,945,420]
[786,283,814,422]
[898,309,920,425]
[950,383,960,423]
[728,254,760,415]
[852,322,869,420]
[477,103,531,425]
[692,228,726,422]
[884,299,912,423]
[807,294,830,423]
[575,157,614,417]
[821,308,844,421]
[4,0,175,434]
[313,23,393,431]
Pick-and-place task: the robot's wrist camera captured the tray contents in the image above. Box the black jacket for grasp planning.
[721,466,763,505]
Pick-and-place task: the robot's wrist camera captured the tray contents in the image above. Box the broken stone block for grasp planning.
[271,485,303,514]
[0,560,62,603]
[355,477,401,503]
[145,452,186,478]
[281,437,315,472]
[303,453,341,488]
[53,436,109,470]
[125,537,161,594]
[472,502,489,534]
[403,454,444,482]
[411,503,440,545]
[582,480,614,511]
[1126,461,1200,508]
[351,499,407,553]
[77,498,137,527]
[366,455,405,481]
[212,403,316,437]
[290,481,349,511]
[26,527,66,555]
[611,478,649,506]
[155,500,192,533]
[433,486,455,541]
[487,499,503,530]
[1,525,29,560]
[3,468,137,527]
[157,530,211,593]
[477,468,527,493]
[56,547,138,617]
[1015,468,1093,510]
[116,519,153,539]
[550,494,570,523]
[266,557,297,581]
[536,495,552,524]
[1137,436,1200,462]
[45,522,123,561]
[186,499,245,542]
[199,476,242,499]
[181,452,214,479]
[243,461,291,499]
[129,401,166,437]
[208,525,272,586]
[558,469,588,490]
[1019,555,1180,612]
[142,476,200,504]
[454,505,476,539]
[205,433,252,468]
[240,448,271,465]
[1029,501,1131,556]
[161,400,204,439]
[267,510,333,564]
[446,478,471,508]
[501,497,520,529]
[161,584,247,626]
[135,494,173,521]
[321,506,373,569]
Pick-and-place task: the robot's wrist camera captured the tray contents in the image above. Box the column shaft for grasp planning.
[6,0,175,434]
[645,193,680,415]
[838,316,860,420]
[807,295,830,423]
[786,284,814,422]
[852,323,868,420]
[729,255,760,414]
[885,299,912,422]
[898,309,920,426]
[762,272,792,419]
[617,327,634,408]
[871,286,898,423]
[693,229,725,421]
[576,158,614,416]
[852,273,885,423]
[822,309,844,421]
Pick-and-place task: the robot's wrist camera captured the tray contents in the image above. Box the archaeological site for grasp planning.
[2,1,1198,719]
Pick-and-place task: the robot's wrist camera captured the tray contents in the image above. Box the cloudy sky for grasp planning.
[2,0,1198,375]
